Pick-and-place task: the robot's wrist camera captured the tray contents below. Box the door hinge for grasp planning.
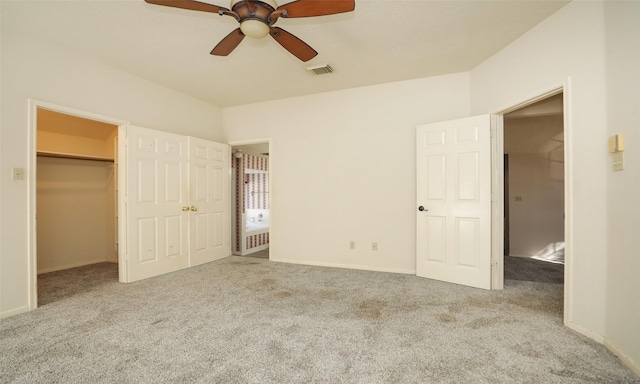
[490,127,496,138]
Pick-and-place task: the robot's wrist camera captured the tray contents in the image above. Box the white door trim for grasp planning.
[27,99,129,310]
[489,81,572,325]
[490,114,505,290]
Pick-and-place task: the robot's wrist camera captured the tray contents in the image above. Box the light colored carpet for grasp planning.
[504,255,564,284]
[1,257,638,383]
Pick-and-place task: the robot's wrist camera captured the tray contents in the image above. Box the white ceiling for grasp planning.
[2,0,569,107]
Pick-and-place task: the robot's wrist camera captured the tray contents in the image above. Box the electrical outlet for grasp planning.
[349,241,356,250]
[12,168,24,180]
[371,242,378,251]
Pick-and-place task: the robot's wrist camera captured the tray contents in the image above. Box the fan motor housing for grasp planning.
[231,0,277,38]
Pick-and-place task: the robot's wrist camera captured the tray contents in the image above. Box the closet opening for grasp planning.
[36,108,119,306]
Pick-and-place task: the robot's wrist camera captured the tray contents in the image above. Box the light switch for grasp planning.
[612,152,624,171]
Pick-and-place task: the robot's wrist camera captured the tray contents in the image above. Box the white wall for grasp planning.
[223,73,470,273]
[471,0,639,373]
[603,0,640,373]
[507,154,564,257]
[0,29,223,317]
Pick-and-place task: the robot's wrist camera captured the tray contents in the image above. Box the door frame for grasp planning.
[489,82,571,323]
[503,154,510,256]
[26,99,129,310]
[228,139,272,259]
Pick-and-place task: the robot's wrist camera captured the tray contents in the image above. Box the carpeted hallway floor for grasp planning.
[1,256,638,383]
[504,255,564,284]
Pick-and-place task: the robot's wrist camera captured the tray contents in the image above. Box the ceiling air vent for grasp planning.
[306,64,334,75]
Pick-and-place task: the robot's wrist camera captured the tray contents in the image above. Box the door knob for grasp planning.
[190,206,198,212]
[418,206,428,212]
[182,206,190,212]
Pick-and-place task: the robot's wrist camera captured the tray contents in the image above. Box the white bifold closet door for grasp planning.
[122,126,230,283]
[188,137,230,267]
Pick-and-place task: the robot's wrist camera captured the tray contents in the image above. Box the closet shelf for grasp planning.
[37,151,114,162]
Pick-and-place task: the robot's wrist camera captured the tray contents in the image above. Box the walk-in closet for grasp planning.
[36,108,118,274]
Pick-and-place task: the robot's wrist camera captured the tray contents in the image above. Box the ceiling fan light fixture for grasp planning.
[231,0,277,38]
[240,19,270,38]
[146,0,355,60]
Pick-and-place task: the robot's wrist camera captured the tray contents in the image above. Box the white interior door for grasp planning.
[188,137,230,267]
[416,115,492,289]
[124,125,189,282]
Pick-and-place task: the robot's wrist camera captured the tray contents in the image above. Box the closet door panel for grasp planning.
[188,137,231,267]
[125,126,189,283]
[137,217,157,263]
[213,212,224,248]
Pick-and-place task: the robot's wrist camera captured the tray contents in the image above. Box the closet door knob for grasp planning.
[190,206,198,212]
[182,206,190,212]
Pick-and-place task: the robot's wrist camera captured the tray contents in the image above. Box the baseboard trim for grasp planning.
[270,258,415,275]
[0,305,31,319]
[566,321,605,343]
[37,259,110,275]
[567,320,640,377]
[603,338,640,377]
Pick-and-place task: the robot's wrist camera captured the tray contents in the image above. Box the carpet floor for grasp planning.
[504,255,564,284]
[1,257,638,383]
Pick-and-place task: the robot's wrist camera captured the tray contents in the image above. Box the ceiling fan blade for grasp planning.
[276,0,355,18]
[269,27,318,62]
[211,29,245,56]
[144,0,229,14]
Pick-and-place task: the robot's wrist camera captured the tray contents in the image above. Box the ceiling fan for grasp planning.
[144,0,355,61]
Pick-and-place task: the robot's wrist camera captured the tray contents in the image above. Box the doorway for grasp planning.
[28,101,127,310]
[501,93,565,284]
[230,141,270,259]
[36,108,119,305]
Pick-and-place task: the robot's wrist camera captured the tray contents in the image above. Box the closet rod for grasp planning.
[37,151,114,163]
